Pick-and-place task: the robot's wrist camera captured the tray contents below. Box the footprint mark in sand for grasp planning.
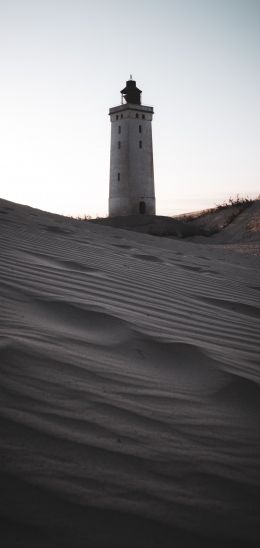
[61,261,106,277]
[41,224,73,235]
[61,260,96,272]
[203,269,221,276]
[179,264,202,272]
[179,264,221,276]
[26,252,106,277]
[0,205,14,214]
[200,296,260,319]
[113,244,132,250]
[132,254,163,263]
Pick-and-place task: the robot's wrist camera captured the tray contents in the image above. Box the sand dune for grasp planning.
[0,198,260,547]
[93,200,260,255]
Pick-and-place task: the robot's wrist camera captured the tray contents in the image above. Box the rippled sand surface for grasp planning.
[0,199,260,547]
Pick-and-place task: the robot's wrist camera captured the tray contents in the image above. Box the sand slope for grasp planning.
[0,198,260,547]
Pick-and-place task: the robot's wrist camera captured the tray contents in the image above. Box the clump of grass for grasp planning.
[74,214,93,220]
[181,195,254,223]
[74,214,109,221]
[215,194,253,211]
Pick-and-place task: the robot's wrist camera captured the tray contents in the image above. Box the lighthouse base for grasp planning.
[109,197,155,217]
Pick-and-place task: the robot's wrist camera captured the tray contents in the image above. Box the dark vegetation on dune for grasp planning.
[180,195,253,222]
[87,196,258,241]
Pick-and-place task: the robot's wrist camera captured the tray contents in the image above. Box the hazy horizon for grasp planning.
[0,0,259,217]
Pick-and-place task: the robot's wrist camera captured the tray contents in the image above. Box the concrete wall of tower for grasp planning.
[109,103,155,217]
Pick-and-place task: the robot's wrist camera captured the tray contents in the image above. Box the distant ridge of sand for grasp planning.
[90,199,260,253]
[0,198,260,547]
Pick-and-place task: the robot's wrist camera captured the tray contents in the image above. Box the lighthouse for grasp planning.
[108,77,156,217]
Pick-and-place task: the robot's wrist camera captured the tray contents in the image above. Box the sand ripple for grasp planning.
[0,199,260,547]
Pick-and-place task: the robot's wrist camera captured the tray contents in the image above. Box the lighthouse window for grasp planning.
[142,114,145,119]
[118,126,121,134]
[136,113,139,118]
[118,141,121,149]
[117,173,120,181]
[121,114,123,118]
[139,140,142,149]
[139,125,142,133]
[116,115,119,120]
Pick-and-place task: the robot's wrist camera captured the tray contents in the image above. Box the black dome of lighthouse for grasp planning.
[121,78,142,105]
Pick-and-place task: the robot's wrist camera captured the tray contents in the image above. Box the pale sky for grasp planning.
[0,0,259,217]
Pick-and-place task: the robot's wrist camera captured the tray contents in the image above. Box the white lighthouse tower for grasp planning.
[109,77,155,217]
